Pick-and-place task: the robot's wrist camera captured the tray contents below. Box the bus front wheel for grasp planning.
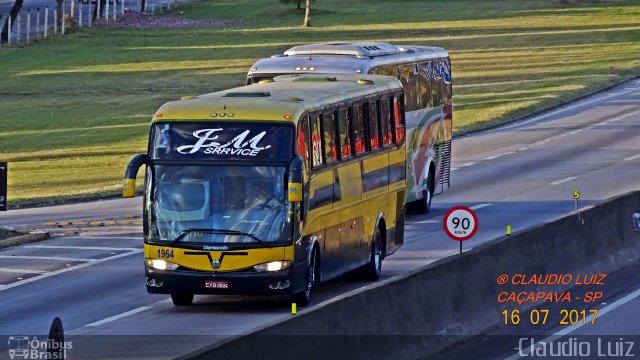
[292,247,318,306]
[171,293,194,306]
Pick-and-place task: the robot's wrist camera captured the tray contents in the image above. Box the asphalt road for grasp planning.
[0,78,639,359]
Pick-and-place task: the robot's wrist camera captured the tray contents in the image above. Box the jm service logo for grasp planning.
[8,336,72,359]
[176,128,272,157]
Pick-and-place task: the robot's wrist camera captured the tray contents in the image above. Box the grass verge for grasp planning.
[1,0,639,205]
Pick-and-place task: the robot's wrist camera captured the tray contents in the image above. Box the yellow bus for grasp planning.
[248,42,452,213]
[123,74,406,306]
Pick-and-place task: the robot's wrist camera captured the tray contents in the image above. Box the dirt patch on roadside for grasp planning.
[108,11,236,28]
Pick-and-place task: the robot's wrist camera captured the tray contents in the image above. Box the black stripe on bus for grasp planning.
[362,166,389,193]
[308,170,341,210]
[389,162,405,184]
[184,251,249,263]
[309,184,333,210]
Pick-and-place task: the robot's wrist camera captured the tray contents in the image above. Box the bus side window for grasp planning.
[368,100,380,150]
[338,108,352,158]
[297,116,310,170]
[419,61,433,108]
[393,94,405,143]
[399,64,419,112]
[322,111,338,164]
[380,97,393,147]
[310,114,324,168]
[431,61,443,106]
[353,103,366,155]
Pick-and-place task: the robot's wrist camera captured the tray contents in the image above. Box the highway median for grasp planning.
[180,189,640,360]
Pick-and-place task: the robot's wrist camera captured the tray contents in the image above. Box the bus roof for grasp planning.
[248,42,449,78]
[152,74,402,123]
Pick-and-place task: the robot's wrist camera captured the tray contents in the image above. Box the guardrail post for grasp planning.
[7,16,12,47]
[26,10,30,44]
[61,7,65,34]
[44,7,48,38]
[36,8,40,42]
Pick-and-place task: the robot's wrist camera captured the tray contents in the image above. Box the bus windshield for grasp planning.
[147,165,291,245]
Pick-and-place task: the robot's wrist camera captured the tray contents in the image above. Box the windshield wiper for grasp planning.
[171,228,269,246]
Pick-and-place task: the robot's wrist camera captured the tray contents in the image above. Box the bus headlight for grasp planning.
[254,261,291,272]
[146,259,179,270]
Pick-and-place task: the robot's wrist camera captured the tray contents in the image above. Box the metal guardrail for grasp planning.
[0,0,187,48]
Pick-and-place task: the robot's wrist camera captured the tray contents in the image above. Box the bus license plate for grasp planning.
[205,280,229,289]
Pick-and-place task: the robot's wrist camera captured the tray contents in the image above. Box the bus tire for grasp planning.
[360,227,382,281]
[292,247,319,306]
[414,173,433,214]
[171,293,194,306]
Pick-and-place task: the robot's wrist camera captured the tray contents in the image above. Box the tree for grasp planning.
[0,0,24,43]
[279,0,313,27]
[303,0,311,27]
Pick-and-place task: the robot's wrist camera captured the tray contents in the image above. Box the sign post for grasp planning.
[0,162,6,211]
[443,206,478,253]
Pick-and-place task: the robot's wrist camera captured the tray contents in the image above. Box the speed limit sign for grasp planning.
[443,206,478,242]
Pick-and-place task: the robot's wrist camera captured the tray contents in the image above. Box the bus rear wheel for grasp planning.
[292,247,318,307]
[171,293,194,306]
[360,228,382,281]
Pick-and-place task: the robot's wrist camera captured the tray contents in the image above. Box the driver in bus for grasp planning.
[245,180,282,209]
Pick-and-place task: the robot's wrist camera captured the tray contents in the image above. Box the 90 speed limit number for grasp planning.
[443,206,478,241]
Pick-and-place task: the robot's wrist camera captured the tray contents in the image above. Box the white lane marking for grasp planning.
[503,285,640,360]
[568,129,582,135]
[483,155,501,161]
[62,236,142,240]
[585,126,595,130]
[518,146,530,151]
[460,162,476,167]
[414,219,439,225]
[0,267,46,274]
[608,99,640,103]
[0,250,142,292]
[496,89,633,131]
[470,203,492,210]
[450,167,459,172]
[0,255,95,262]
[26,245,139,251]
[549,176,578,186]
[623,153,640,161]
[86,306,153,327]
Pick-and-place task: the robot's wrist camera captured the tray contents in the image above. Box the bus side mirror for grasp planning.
[288,156,303,203]
[123,154,149,198]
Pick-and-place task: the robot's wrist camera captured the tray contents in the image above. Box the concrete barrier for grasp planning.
[179,190,640,360]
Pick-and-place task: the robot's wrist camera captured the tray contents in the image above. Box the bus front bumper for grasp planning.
[145,264,304,296]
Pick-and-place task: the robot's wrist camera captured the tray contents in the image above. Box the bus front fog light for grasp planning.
[146,259,179,270]
[254,261,291,272]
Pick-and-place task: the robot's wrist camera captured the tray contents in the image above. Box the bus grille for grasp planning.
[436,139,451,194]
